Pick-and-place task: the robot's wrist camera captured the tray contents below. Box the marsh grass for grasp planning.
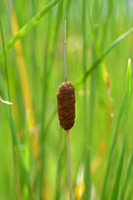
[0,0,133,199]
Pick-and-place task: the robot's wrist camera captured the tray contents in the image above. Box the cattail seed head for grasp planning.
[57,81,75,131]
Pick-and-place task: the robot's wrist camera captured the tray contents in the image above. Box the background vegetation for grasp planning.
[0,0,133,199]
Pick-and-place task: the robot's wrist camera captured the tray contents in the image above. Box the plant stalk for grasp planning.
[67,131,72,200]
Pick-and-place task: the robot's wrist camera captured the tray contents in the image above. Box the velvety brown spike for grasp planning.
[57,81,75,131]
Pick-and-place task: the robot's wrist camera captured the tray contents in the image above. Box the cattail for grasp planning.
[57,81,75,131]
[57,20,73,200]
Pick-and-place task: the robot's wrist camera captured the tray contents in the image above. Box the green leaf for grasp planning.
[0,20,31,197]
[111,137,126,200]
[75,27,133,88]
[0,0,61,57]
[120,150,133,200]
[101,58,132,200]
[111,59,132,200]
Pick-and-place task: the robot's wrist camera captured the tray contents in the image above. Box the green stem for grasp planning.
[0,0,62,57]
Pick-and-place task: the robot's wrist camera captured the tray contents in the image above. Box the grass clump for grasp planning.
[0,0,133,199]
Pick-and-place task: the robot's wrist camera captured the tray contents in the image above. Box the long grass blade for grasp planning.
[101,58,132,199]
[81,1,92,199]
[126,176,133,200]
[55,128,63,200]
[9,4,36,128]
[111,59,131,200]
[120,150,133,200]
[99,0,114,49]
[0,20,31,197]
[0,0,61,57]
[100,94,125,199]
[110,137,126,200]
[38,1,64,198]
[86,0,111,98]
[75,27,133,87]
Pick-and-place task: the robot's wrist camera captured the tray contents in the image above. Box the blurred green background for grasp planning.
[0,0,133,199]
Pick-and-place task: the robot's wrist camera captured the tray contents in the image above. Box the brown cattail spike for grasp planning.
[57,81,75,131]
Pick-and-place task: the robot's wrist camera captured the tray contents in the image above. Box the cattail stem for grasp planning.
[64,20,72,199]
[64,20,67,82]
[67,131,72,200]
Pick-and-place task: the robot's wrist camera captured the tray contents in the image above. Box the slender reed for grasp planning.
[0,20,31,198]
[64,20,72,200]
[0,0,61,57]
[38,2,64,198]
[67,131,72,200]
[75,27,133,88]
[57,20,73,200]
[64,20,67,82]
